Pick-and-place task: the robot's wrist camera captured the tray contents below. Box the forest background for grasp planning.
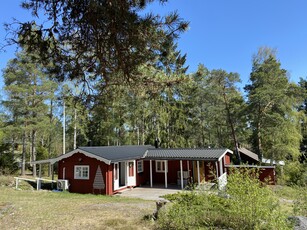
[0,0,306,186]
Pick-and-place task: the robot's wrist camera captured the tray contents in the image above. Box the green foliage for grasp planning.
[0,144,18,175]
[157,169,292,230]
[293,187,307,216]
[283,161,307,186]
[274,185,307,217]
[245,47,303,161]
[12,0,189,86]
[226,169,289,229]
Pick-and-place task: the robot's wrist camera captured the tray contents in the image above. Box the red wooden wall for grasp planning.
[58,152,113,195]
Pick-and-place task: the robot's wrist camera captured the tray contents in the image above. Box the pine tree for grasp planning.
[245,47,302,161]
[2,51,57,175]
[7,0,188,88]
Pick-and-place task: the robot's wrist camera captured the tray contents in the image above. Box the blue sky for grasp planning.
[1,0,307,92]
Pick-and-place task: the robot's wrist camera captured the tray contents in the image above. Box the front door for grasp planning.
[119,162,126,187]
[114,161,136,189]
[114,163,119,190]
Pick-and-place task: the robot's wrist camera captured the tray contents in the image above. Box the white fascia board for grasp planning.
[142,150,148,159]
[32,149,111,165]
[52,149,111,165]
[218,149,233,162]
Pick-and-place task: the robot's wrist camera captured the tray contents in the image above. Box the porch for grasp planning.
[115,185,182,200]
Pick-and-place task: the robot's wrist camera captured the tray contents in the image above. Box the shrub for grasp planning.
[0,152,19,175]
[226,168,290,229]
[157,168,292,230]
[283,161,307,186]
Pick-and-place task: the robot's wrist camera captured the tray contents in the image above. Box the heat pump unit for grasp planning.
[57,179,69,191]
[177,171,190,179]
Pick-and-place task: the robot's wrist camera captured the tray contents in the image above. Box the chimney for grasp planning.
[154,138,160,148]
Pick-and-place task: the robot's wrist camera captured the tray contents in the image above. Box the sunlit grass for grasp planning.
[0,176,155,230]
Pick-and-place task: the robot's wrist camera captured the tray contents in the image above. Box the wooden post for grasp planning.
[197,161,200,185]
[39,164,42,178]
[164,160,168,188]
[150,160,153,188]
[36,178,41,190]
[180,160,183,189]
[219,159,223,176]
[215,161,219,178]
[51,164,54,189]
[15,177,19,190]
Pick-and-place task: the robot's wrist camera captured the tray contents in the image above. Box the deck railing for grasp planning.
[218,172,227,190]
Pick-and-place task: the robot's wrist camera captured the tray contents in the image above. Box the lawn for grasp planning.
[0,176,155,230]
[1,175,305,230]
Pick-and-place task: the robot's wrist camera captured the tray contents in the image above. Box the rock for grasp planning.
[289,216,307,230]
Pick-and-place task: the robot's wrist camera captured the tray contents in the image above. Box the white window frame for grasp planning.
[137,160,144,173]
[74,165,89,180]
[155,160,167,173]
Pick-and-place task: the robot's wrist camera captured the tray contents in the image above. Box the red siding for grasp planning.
[226,166,276,185]
[58,152,112,194]
[136,160,150,186]
[259,168,275,185]
[225,154,231,165]
[149,160,191,185]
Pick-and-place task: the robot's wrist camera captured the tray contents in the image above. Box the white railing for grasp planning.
[218,172,227,191]
[14,177,57,190]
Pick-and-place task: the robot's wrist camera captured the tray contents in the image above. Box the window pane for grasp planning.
[83,167,88,178]
[157,162,161,171]
[75,167,81,178]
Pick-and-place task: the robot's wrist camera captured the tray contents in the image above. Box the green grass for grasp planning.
[273,185,307,216]
[0,176,155,230]
[1,175,305,230]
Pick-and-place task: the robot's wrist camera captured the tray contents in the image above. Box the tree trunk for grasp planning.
[256,105,263,161]
[32,130,37,177]
[48,100,53,177]
[74,108,77,149]
[21,131,26,176]
[222,90,241,163]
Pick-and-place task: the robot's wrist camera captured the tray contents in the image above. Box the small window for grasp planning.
[155,160,167,173]
[137,160,143,173]
[74,165,89,180]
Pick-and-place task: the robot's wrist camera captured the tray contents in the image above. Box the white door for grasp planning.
[127,160,136,186]
[114,163,119,190]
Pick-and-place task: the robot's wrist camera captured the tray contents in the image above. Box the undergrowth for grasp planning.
[157,169,293,230]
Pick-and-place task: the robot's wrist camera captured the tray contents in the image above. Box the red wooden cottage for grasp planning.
[33,145,233,195]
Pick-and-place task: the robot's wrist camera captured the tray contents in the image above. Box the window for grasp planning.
[74,165,89,179]
[155,160,167,173]
[137,160,143,173]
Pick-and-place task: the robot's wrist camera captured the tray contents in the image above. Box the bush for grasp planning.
[226,168,290,229]
[0,152,19,175]
[157,168,292,230]
[283,161,307,186]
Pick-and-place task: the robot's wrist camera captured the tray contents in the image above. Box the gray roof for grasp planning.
[78,145,153,162]
[31,146,232,165]
[238,147,259,162]
[146,148,231,161]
